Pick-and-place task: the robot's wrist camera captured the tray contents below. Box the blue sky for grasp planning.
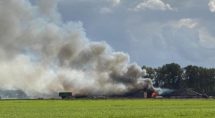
[35,0,215,67]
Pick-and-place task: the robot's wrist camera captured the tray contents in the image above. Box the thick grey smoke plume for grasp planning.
[0,0,147,98]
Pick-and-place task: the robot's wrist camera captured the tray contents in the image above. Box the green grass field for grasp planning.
[0,99,214,118]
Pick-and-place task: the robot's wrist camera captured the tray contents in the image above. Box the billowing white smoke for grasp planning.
[0,0,147,98]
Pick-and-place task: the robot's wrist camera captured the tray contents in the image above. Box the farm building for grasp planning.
[160,89,208,98]
[59,92,73,99]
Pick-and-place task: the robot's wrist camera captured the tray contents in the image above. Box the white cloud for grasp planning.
[100,0,121,14]
[126,17,215,66]
[100,0,120,14]
[134,0,173,11]
[173,18,198,29]
[111,0,120,6]
[208,0,215,12]
[169,18,215,49]
[57,0,215,67]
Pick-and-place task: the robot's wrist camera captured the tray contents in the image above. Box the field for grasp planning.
[0,99,215,118]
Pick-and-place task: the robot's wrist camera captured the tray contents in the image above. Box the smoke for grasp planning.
[155,88,174,95]
[0,0,147,98]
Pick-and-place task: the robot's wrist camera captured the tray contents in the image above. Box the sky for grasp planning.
[34,0,215,67]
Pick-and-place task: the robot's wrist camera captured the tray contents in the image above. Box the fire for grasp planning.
[151,91,159,98]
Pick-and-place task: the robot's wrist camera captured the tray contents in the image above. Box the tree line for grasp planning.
[142,63,215,96]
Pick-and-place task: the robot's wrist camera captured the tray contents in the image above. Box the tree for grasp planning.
[142,66,157,79]
[183,65,199,89]
[184,65,215,95]
[142,63,215,96]
[156,63,183,89]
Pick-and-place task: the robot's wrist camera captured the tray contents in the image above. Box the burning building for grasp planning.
[58,78,158,99]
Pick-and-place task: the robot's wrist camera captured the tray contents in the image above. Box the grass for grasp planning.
[0,99,215,118]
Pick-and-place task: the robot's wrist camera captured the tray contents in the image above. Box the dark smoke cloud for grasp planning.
[0,0,147,98]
